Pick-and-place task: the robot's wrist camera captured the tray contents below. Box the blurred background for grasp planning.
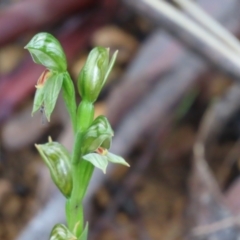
[1,0,240,239]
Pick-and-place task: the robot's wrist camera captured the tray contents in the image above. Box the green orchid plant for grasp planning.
[25,33,129,240]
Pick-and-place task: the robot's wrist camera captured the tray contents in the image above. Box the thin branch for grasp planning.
[122,0,240,77]
[173,0,240,55]
[191,215,240,237]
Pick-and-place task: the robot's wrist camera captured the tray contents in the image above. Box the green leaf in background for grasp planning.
[36,140,73,198]
[50,224,76,240]
[25,32,67,72]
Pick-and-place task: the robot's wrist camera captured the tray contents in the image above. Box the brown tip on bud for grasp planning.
[36,70,51,89]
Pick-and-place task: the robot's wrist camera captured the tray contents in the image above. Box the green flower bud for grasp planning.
[25,32,67,72]
[80,116,130,173]
[81,116,113,155]
[50,224,76,240]
[77,47,118,103]
[35,139,73,198]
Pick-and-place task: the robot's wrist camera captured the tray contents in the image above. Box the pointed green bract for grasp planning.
[62,72,77,131]
[78,223,89,240]
[50,224,76,240]
[25,32,67,72]
[36,141,73,198]
[102,50,118,87]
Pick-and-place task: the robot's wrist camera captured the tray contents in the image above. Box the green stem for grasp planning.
[66,100,95,237]
[77,100,95,131]
[66,160,94,237]
[72,131,82,165]
[72,101,94,165]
